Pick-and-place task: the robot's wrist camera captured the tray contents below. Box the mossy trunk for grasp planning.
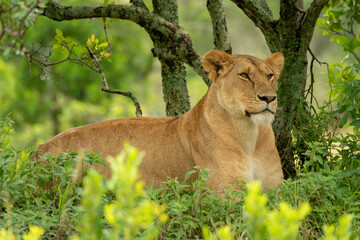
[264,1,310,178]
[150,0,190,116]
[274,51,308,177]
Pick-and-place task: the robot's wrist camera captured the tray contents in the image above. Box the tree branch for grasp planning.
[300,0,329,48]
[230,0,274,35]
[42,2,175,36]
[280,0,301,28]
[230,0,280,51]
[41,1,210,86]
[86,46,143,117]
[130,0,149,11]
[350,49,360,63]
[207,0,232,54]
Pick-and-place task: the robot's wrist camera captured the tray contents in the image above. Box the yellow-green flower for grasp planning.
[0,228,16,240]
[23,226,44,240]
[104,203,117,225]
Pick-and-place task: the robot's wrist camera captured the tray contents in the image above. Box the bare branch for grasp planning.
[0,19,5,41]
[101,88,143,117]
[308,48,331,105]
[86,46,143,117]
[103,21,112,50]
[206,0,232,54]
[306,54,319,111]
[350,49,360,63]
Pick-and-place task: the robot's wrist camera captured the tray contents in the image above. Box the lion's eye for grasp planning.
[267,74,274,80]
[239,73,250,80]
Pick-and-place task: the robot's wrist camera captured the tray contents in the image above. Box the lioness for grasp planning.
[35,50,284,191]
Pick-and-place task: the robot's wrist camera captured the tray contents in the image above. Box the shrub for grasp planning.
[147,168,247,239]
[0,115,104,238]
[72,143,168,240]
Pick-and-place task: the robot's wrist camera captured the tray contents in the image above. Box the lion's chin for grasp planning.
[247,110,275,125]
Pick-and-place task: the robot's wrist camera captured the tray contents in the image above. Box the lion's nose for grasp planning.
[258,95,276,103]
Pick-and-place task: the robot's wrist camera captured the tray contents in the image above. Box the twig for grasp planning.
[28,52,72,67]
[101,88,142,117]
[103,20,112,50]
[350,49,360,63]
[86,46,143,117]
[66,46,100,72]
[307,48,331,107]
[18,0,41,38]
[306,54,318,113]
[294,3,306,13]
[0,19,5,41]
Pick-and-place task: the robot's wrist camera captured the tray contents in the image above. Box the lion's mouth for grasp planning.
[245,108,274,117]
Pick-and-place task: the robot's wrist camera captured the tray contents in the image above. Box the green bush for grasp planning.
[147,168,246,239]
[202,181,354,240]
[72,143,167,240]
[0,115,104,238]
[318,0,360,129]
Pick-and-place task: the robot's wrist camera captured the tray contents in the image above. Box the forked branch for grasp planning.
[86,47,143,117]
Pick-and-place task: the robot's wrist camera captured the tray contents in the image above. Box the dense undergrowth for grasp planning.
[0,113,359,239]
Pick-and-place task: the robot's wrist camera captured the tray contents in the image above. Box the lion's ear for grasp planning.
[266,52,284,75]
[203,50,234,81]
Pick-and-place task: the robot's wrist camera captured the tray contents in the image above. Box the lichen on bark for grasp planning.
[150,0,190,116]
[207,0,232,54]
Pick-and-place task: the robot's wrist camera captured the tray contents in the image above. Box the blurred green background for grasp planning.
[0,0,342,148]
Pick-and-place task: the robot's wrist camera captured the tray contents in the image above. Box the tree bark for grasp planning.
[148,0,190,116]
[207,0,232,54]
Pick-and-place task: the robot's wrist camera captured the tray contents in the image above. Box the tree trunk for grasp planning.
[150,0,190,116]
[274,51,308,177]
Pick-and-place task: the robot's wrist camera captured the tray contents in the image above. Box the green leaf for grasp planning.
[184,170,196,181]
[350,119,360,128]
[55,28,63,36]
[315,155,323,164]
[98,42,109,48]
[339,113,348,128]
[336,35,350,48]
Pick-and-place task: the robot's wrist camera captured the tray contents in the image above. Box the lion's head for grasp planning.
[203,50,284,124]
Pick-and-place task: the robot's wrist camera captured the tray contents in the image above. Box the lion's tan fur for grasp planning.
[35,50,284,191]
